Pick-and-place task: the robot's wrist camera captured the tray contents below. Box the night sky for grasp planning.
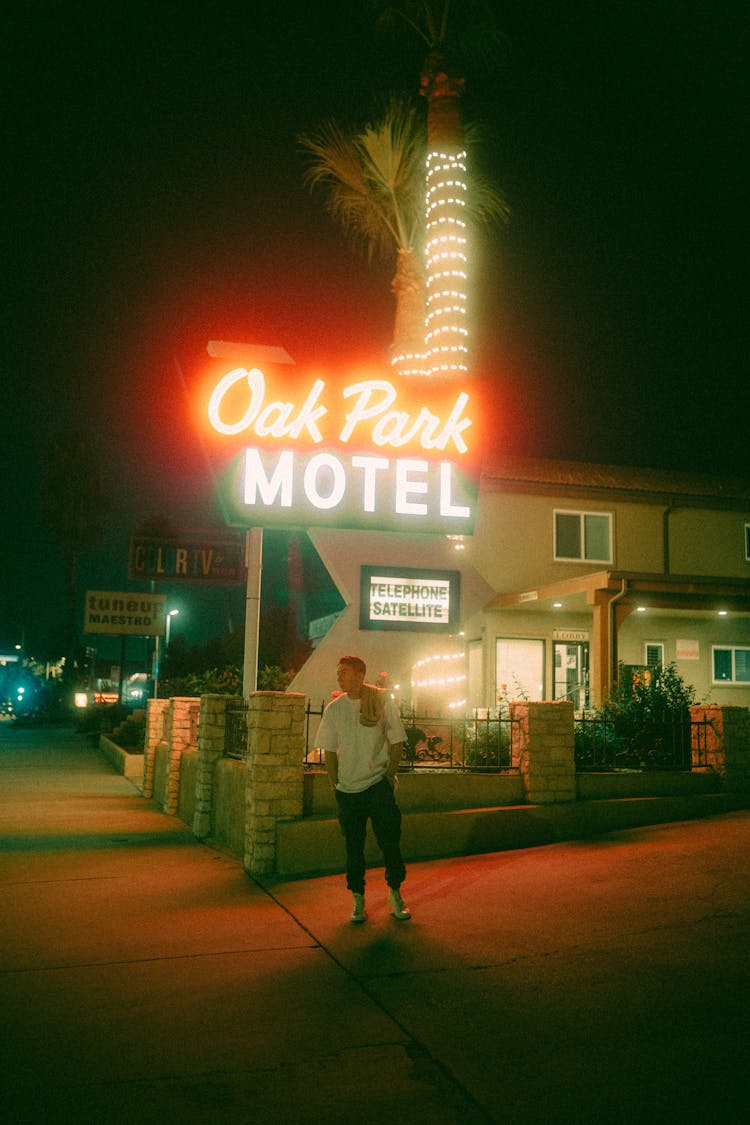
[2,1,747,656]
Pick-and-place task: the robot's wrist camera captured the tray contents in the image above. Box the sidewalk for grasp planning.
[1,723,748,1124]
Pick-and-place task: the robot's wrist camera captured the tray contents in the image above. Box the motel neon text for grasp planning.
[207,367,473,455]
[241,450,471,519]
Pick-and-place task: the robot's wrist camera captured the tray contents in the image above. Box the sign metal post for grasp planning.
[243,527,263,695]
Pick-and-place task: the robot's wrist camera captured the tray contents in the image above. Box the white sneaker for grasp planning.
[350,893,367,924]
[388,887,411,920]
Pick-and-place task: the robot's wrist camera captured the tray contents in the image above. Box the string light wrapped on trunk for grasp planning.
[425,147,468,376]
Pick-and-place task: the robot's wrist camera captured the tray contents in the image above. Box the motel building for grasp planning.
[208,108,750,717]
[202,358,750,715]
[287,453,750,715]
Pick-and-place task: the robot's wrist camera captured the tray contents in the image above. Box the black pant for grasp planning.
[335,777,406,895]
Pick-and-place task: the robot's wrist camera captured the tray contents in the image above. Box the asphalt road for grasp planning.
[1,723,748,1123]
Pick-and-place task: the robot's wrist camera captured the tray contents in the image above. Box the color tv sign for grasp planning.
[202,356,481,534]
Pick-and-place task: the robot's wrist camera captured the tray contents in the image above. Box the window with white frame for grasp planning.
[554,510,612,563]
[645,643,664,668]
[713,646,750,684]
[496,638,544,702]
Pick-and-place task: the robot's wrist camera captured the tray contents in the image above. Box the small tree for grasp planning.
[606,662,696,723]
[593,663,697,770]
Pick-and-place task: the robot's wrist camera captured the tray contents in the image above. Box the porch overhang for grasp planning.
[484,571,750,705]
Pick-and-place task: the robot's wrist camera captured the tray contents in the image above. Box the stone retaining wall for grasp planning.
[243,691,305,877]
[139,695,750,876]
[143,696,199,814]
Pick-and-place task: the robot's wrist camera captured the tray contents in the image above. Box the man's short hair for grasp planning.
[338,655,366,676]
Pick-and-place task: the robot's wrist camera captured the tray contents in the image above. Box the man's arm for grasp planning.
[324,750,339,792]
[386,741,404,786]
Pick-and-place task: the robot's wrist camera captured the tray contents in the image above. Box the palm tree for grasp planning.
[374,1,506,104]
[300,98,506,377]
[374,1,507,375]
[300,96,428,375]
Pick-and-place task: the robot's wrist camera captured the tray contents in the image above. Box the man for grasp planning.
[315,655,411,924]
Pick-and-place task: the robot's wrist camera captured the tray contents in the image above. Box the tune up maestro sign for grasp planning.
[359,566,460,633]
[197,356,482,535]
[84,591,167,637]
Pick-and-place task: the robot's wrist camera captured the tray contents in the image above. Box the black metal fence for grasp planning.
[574,712,713,772]
[304,701,520,771]
[228,696,713,774]
[224,700,249,760]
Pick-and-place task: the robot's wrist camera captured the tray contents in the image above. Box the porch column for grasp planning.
[589,590,633,707]
[589,593,611,709]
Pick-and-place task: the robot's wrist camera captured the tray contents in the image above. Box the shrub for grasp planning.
[161,666,242,698]
[161,664,296,698]
[575,663,696,771]
[111,713,146,751]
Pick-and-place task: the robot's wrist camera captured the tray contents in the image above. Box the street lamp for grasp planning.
[165,608,179,646]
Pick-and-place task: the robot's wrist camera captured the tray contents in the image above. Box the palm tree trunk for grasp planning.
[420,51,465,151]
[421,51,469,376]
[390,246,427,376]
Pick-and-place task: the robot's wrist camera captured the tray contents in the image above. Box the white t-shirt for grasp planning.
[315,693,407,794]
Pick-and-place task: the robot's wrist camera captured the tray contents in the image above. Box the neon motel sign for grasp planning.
[205,366,480,533]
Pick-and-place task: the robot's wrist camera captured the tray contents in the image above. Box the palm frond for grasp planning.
[463,120,511,226]
[299,98,426,263]
[373,1,507,75]
[299,120,370,197]
[355,99,425,246]
[299,121,391,261]
[468,169,510,226]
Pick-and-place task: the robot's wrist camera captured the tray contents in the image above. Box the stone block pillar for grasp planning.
[163,697,200,815]
[511,700,576,804]
[143,698,169,798]
[194,694,241,838]
[244,691,305,877]
[691,705,750,790]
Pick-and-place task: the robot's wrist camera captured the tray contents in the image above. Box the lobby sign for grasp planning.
[359,566,460,632]
[200,363,481,534]
[128,530,245,584]
[84,591,167,637]
[553,629,590,643]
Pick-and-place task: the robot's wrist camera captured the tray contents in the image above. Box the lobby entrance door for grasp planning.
[553,641,589,711]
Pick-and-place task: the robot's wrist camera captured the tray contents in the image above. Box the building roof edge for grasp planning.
[479,454,750,504]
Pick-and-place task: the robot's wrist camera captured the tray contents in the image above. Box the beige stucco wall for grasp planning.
[288,526,495,706]
[471,492,670,589]
[617,613,750,707]
[668,509,749,578]
[287,472,749,713]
